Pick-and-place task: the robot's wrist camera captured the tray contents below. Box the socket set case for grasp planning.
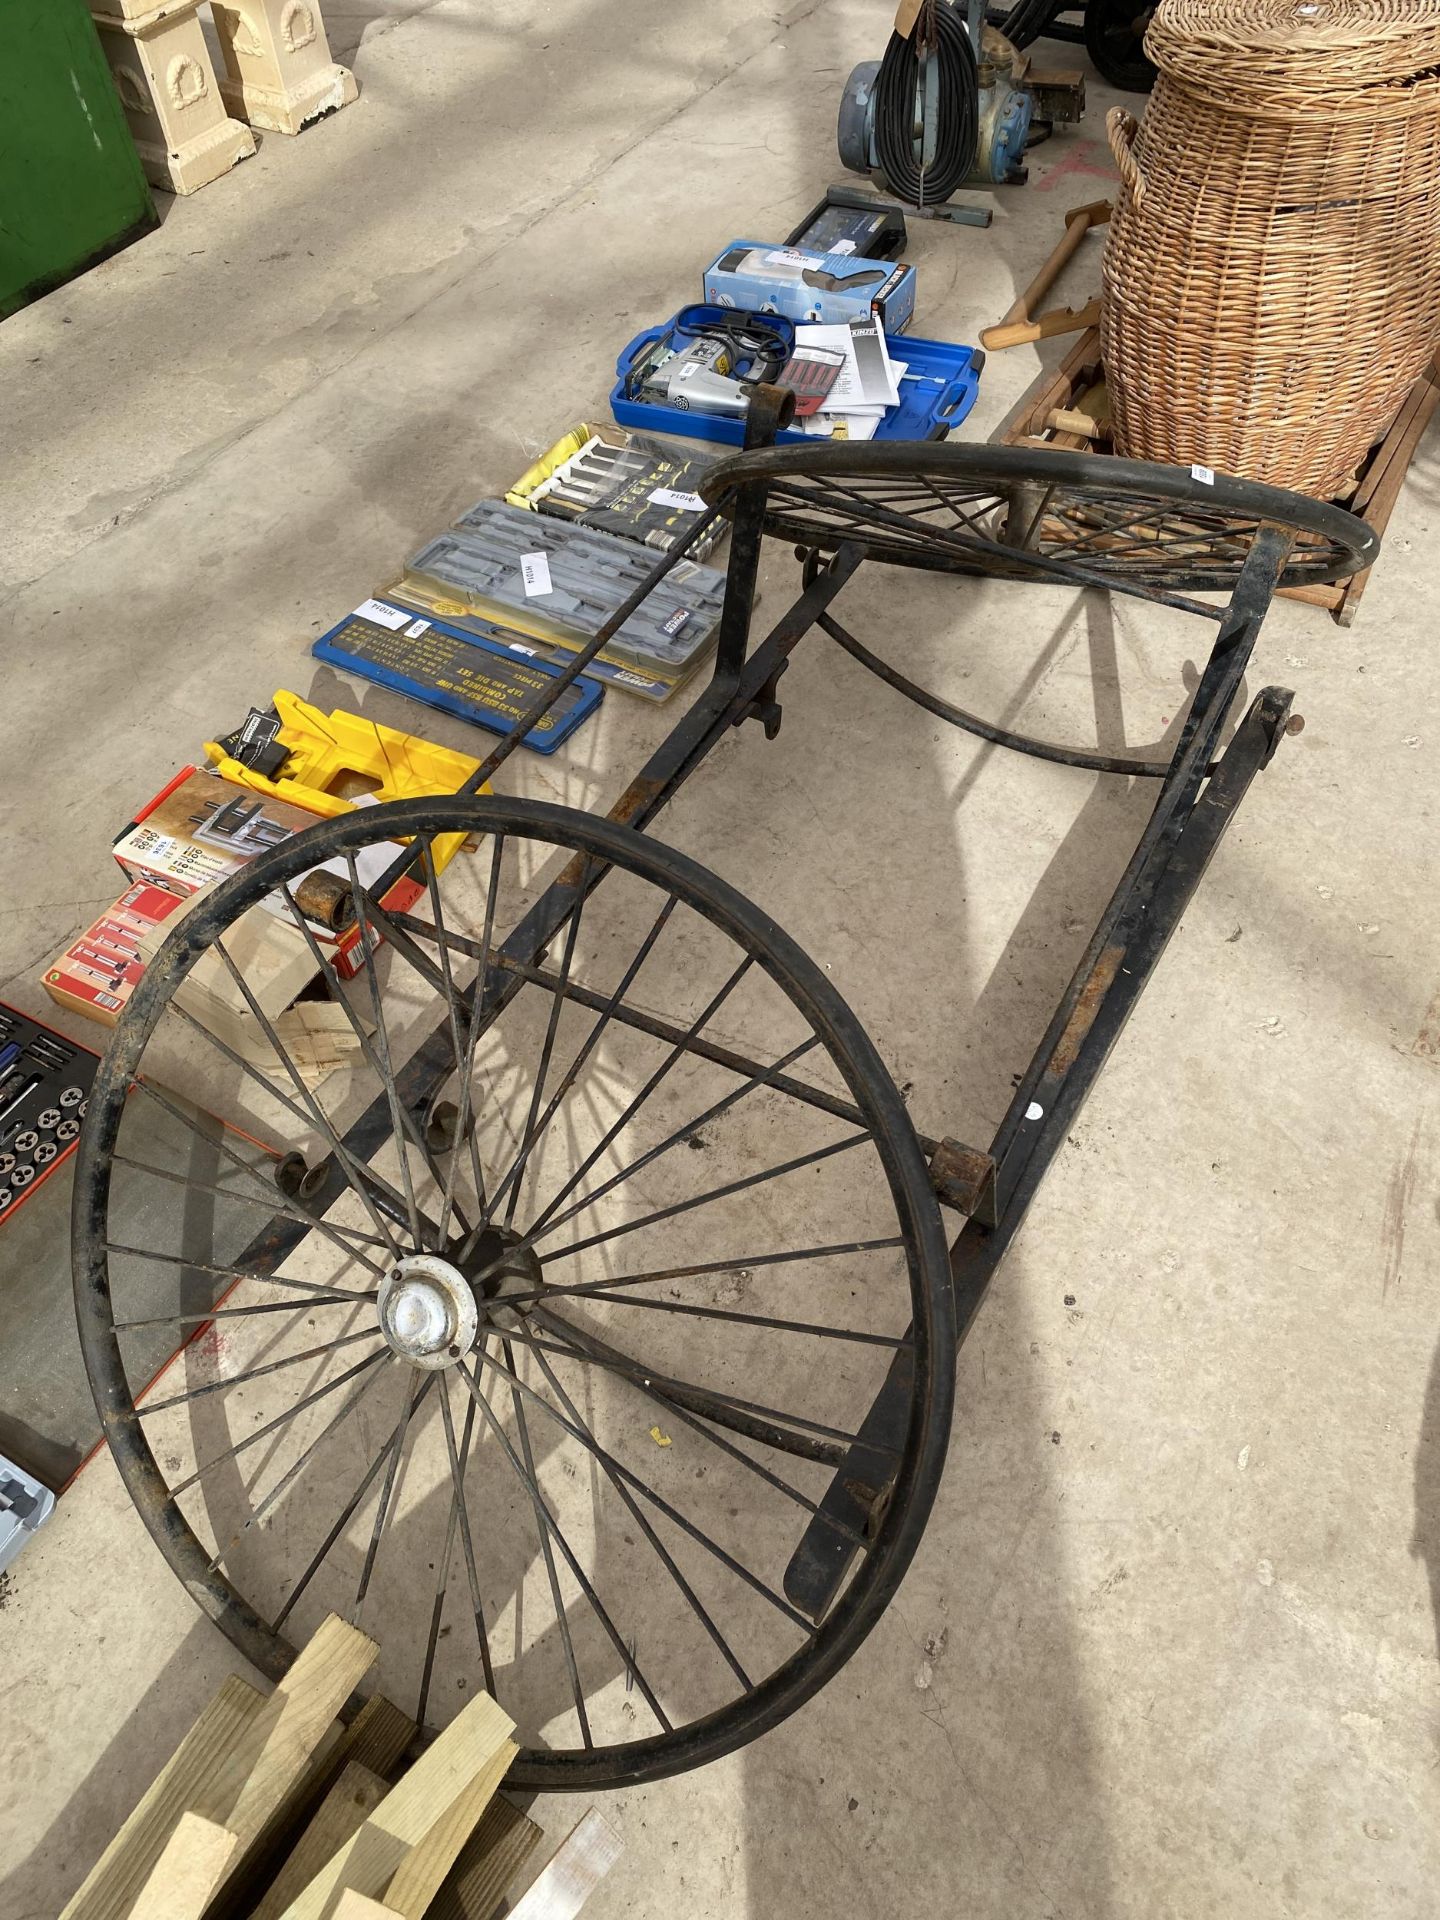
[0,1002,98,1223]
[405,501,728,680]
[702,239,917,331]
[506,422,724,559]
[313,599,603,752]
[612,309,984,448]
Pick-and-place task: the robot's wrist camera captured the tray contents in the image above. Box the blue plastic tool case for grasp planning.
[313,600,602,753]
[612,305,983,448]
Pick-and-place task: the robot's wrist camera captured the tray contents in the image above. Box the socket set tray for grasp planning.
[0,1002,98,1226]
[404,501,729,679]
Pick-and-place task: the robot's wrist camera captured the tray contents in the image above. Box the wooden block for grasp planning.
[505,1811,623,1920]
[209,1698,417,1920]
[60,1675,268,1920]
[332,1896,403,1920]
[250,1764,389,1920]
[224,1615,378,1847]
[383,1747,514,1920]
[123,1813,238,1920]
[279,1693,516,1920]
[430,1797,543,1920]
[61,1617,376,1920]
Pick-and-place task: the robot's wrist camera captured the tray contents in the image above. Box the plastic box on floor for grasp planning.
[612,307,983,448]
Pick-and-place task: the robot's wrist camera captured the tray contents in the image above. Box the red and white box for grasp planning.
[42,880,190,1027]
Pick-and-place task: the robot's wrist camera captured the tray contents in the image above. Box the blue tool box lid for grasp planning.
[612,304,983,448]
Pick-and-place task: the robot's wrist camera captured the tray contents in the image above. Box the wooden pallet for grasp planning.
[992,328,1440,627]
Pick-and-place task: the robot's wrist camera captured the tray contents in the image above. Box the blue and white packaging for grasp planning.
[702,239,917,332]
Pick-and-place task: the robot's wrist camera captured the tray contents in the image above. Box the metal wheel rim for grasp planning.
[699,442,1378,597]
[72,795,957,1790]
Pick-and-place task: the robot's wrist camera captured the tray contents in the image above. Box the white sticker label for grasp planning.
[353,598,410,631]
[648,487,706,513]
[521,552,553,597]
[1025,1101,1045,1121]
[764,248,815,268]
[507,641,538,656]
[831,239,857,255]
[1191,464,1215,485]
[403,619,430,638]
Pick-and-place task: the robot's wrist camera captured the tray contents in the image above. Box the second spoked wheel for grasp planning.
[73,797,955,1789]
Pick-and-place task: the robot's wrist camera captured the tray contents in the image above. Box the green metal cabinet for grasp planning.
[0,0,157,320]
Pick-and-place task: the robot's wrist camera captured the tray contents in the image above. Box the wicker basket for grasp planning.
[1100,0,1440,497]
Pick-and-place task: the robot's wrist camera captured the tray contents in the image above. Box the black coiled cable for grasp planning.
[873,4,978,207]
[988,0,1063,51]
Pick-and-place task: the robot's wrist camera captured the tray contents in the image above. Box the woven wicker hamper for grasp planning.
[1100,0,1440,497]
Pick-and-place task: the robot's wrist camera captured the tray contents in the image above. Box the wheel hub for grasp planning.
[458,1224,544,1301]
[377,1252,480,1369]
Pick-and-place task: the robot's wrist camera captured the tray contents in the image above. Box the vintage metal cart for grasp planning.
[73,397,1375,1789]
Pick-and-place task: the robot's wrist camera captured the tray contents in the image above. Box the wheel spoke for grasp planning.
[141,1327,385,1414]
[462,1345,814,1634]
[115,1294,362,1332]
[273,1373,437,1632]
[524,1339,752,1692]
[128,1079,388,1279]
[536,1034,823,1244]
[496,1336,593,1749]
[353,1369,421,1619]
[535,1290,911,1349]
[173,1347,389,1497]
[279,878,475,1242]
[169,979,407,1260]
[205,1352,396,1573]
[496,955,755,1260]
[424,844,495,1235]
[417,1379,495,1717]
[520,1129,872,1271]
[460,1354,674,1735]
[103,1240,372,1302]
[495,1235,907,1310]
[343,852,432,1250]
[458,892,679,1234]
[522,1310,893,1460]
[496,884,589,1230]
[112,1153,392,1256]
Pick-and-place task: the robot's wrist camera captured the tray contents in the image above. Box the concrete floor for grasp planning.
[3,2,1440,1915]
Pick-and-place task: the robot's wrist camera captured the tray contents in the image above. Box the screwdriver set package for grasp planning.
[376,574,682,705]
[403,501,729,681]
[312,598,603,752]
[506,423,723,558]
[0,1003,99,1224]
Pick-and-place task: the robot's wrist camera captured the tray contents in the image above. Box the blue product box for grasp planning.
[702,239,917,333]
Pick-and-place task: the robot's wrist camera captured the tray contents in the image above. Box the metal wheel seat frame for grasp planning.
[73,399,1377,1787]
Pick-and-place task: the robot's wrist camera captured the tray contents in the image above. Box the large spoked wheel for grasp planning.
[701,443,1378,599]
[73,797,955,1790]
[701,442,1376,778]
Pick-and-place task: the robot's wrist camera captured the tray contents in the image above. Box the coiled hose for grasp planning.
[988,0,1063,50]
[873,4,978,207]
